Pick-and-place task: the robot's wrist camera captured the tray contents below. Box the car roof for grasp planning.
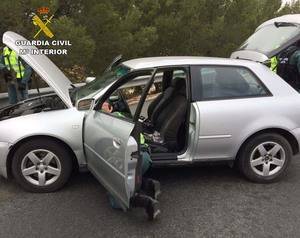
[122,56,300,97]
[256,14,300,31]
[122,56,260,70]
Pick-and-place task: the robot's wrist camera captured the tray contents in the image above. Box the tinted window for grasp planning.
[199,66,268,100]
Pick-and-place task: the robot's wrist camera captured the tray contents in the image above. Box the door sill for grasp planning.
[152,158,234,167]
[151,152,178,161]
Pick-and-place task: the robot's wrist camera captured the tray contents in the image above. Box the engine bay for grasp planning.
[0,94,66,121]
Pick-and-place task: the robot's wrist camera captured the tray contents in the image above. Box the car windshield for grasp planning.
[238,23,300,56]
[71,64,130,103]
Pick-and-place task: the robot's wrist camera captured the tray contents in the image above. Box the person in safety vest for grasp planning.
[270,56,278,73]
[101,101,161,220]
[287,42,300,91]
[0,46,32,104]
[268,41,300,91]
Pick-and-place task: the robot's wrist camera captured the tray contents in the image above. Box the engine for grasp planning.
[0,94,67,121]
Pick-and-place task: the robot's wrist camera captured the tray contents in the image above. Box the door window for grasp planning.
[198,66,269,100]
[98,68,189,121]
[99,72,153,120]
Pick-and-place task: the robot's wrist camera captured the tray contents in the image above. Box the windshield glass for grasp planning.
[238,23,300,55]
[71,64,130,103]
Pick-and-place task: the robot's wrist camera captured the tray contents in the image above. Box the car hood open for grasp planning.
[2,31,73,108]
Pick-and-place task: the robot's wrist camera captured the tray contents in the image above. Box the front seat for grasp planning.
[154,79,188,151]
[149,77,186,127]
[147,71,173,119]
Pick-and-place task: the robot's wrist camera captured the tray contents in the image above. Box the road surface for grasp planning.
[0,158,300,238]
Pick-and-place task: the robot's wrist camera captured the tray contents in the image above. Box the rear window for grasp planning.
[197,66,269,100]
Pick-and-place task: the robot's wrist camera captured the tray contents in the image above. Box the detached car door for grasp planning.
[83,69,154,210]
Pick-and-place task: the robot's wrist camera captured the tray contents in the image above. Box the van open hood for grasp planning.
[231,14,300,63]
[2,31,73,108]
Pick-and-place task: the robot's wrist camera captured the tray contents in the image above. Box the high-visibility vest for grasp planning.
[270,56,278,73]
[3,47,25,78]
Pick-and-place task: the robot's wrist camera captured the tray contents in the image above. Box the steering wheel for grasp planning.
[102,91,132,119]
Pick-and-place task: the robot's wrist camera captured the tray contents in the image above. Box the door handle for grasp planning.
[112,138,121,149]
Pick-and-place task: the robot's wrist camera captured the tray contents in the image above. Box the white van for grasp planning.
[231,14,300,64]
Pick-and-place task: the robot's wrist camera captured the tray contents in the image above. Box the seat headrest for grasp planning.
[172,77,185,88]
[172,77,185,87]
[172,77,186,95]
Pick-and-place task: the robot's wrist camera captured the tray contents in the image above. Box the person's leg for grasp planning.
[17,79,28,101]
[7,83,18,104]
[19,85,28,101]
[131,194,160,220]
[141,178,161,200]
[140,149,161,200]
[22,85,28,100]
[141,151,152,174]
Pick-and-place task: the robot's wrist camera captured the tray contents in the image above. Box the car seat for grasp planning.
[148,77,186,126]
[153,78,188,151]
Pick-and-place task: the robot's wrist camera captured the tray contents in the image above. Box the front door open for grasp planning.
[83,69,156,210]
[84,110,139,209]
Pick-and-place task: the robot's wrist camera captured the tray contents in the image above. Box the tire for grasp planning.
[12,138,73,193]
[238,133,292,183]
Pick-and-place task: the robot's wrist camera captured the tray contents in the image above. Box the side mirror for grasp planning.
[85,77,96,84]
[76,98,95,111]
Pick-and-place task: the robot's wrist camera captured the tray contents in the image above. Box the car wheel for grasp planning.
[238,133,292,183]
[12,138,73,192]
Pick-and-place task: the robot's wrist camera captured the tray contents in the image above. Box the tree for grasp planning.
[1,0,300,92]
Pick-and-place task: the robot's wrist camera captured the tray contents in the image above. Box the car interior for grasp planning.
[140,68,189,157]
[99,67,190,160]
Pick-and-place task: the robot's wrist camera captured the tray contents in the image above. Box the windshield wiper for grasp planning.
[70,84,76,88]
[274,22,297,28]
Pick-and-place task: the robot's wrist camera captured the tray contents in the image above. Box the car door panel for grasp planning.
[83,69,157,210]
[194,97,277,161]
[190,65,281,161]
[84,110,137,209]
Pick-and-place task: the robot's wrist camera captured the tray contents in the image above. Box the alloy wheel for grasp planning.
[250,141,286,177]
[21,149,61,186]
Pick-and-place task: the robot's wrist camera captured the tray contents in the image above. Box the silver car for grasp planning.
[1,32,300,210]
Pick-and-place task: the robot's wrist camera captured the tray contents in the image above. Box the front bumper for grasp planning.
[0,142,11,178]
